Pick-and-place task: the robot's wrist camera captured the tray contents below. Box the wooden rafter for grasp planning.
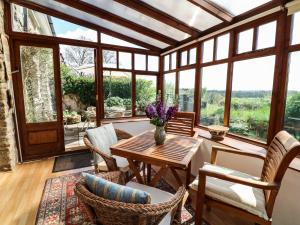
[54,0,178,46]
[114,0,201,37]
[9,0,161,52]
[187,0,233,22]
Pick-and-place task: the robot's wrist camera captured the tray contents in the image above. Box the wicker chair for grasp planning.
[83,128,133,172]
[190,130,300,225]
[75,171,187,225]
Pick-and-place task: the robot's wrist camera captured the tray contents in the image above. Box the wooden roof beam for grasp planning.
[9,0,162,52]
[54,0,178,46]
[188,0,233,22]
[114,0,201,37]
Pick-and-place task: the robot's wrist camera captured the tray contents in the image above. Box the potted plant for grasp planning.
[145,100,177,145]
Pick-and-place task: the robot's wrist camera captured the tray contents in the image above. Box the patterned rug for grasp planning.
[36,171,198,225]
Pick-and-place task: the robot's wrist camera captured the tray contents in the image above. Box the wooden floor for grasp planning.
[0,159,252,225]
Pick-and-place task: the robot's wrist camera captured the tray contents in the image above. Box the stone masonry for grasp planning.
[0,0,18,171]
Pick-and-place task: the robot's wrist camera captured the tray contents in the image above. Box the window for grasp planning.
[171,52,177,70]
[119,52,132,70]
[181,51,188,66]
[101,33,145,49]
[230,56,275,141]
[134,54,146,70]
[179,69,195,112]
[200,64,228,126]
[148,56,159,72]
[103,50,117,68]
[189,48,197,65]
[164,73,176,106]
[164,55,170,71]
[291,12,300,45]
[237,28,254,54]
[216,33,230,60]
[103,71,132,118]
[257,21,277,50]
[284,51,300,140]
[202,39,214,63]
[12,4,97,42]
[136,75,157,115]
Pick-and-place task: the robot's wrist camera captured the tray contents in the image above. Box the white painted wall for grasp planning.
[117,122,300,225]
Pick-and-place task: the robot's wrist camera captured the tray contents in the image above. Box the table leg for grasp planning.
[170,168,183,187]
[128,159,144,184]
[185,162,192,189]
[147,164,151,184]
[150,165,168,187]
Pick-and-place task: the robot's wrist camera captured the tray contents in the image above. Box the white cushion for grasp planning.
[86,124,118,165]
[190,163,269,220]
[113,155,129,172]
[126,181,174,225]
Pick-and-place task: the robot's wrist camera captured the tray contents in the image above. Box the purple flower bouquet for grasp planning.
[145,100,178,127]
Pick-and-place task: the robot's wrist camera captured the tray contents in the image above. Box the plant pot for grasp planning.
[154,126,166,145]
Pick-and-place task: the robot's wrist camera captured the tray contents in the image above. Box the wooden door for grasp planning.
[13,42,64,160]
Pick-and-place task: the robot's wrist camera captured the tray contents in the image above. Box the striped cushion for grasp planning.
[82,173,151,204]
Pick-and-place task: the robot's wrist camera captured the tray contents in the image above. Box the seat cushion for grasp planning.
[83,173,151,204]
[190,163,268,220]
[86,123,118,165]
[126,181,174,225]
[113,155,130,172]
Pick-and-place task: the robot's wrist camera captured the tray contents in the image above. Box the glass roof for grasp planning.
[207,0,272,16]
[101,33,146,49]
[81,0,190,41]
[140,0,223,31]
[27,0,169,49]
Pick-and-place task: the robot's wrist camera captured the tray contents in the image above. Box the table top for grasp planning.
[110,131,202,168]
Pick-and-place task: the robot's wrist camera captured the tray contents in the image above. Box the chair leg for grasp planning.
[195,173,206,225]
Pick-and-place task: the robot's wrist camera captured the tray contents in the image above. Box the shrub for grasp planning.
[105,96,124,107]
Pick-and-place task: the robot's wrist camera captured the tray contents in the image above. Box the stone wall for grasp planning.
[0,0,18,171]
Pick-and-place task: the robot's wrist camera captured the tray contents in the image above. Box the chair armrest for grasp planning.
[211,145,266,164]
[198,168,279,190]
[115,129,133,140]
[193,130,199,139]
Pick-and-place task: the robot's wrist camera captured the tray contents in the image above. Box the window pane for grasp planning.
[291,12,300,45]
[20,46,57,123]
[230,56,275,141]
[216,33,230,60]
[257,21,277,50]
[171,52,177,70]
[179,69,195,112]
[12,4,97,42]
[136,75,157,115]
[237,28,254,54]
[189,48,197,65]
[202,39,214,63]
[181,51,188,66]
[119,52,132,70]
[103,50,117,68]
[148,56,159,72]
[164,55,170,71]
[284,51,300,141]
[164,73,176,106]
[101,33,145,49]
[103,71,132,118]
[134,54,146,70]
[200,64,228,126]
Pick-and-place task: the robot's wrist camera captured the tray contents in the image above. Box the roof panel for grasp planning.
[27,0,169,48]
[81,0,190,41]
[140,0,223,31]
[207,0,272,16]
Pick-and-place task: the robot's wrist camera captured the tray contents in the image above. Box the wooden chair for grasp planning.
[166,112,198,138]
[75,171,187,225]
[83,128,133,172]
[190,130,300,225]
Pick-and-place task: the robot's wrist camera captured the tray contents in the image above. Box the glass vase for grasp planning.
[154,126,166,145]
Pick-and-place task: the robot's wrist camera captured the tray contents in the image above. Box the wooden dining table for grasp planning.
[110,131,202,188]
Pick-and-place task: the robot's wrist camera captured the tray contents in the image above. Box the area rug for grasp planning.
[52,151,92,172]
[36,171,199,225]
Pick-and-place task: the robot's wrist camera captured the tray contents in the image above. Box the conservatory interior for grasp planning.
[1,0,300,225]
